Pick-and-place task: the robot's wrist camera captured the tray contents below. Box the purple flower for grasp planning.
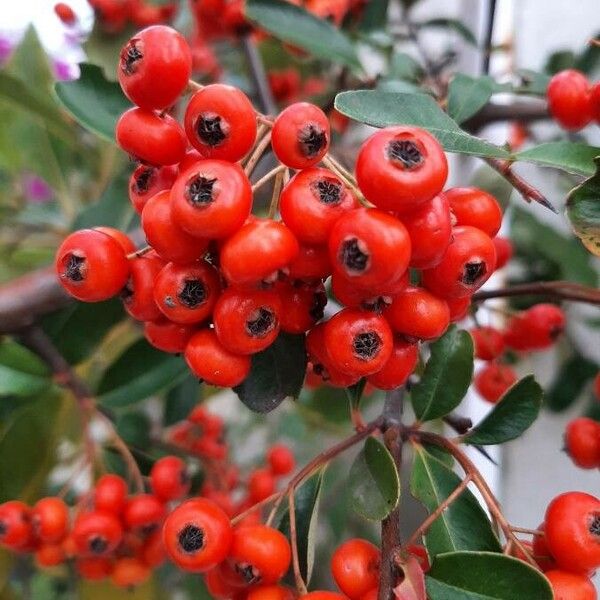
[21,173,53,204]
[0,37,12,65]
[53,60,80,81]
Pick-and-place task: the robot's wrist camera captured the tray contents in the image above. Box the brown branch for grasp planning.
[473,280,600,306]
[241,34,277,115]
[463,101,549,131]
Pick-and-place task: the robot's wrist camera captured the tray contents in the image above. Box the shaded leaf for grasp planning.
[410,446,501,556]
[411,327,474,422]
[566,155,600,256]
[164,375,202,426]
[99,339,188,407]
[335,91,509,159]
[55,63,131,142]
[389,52,422,82]
[278,469,325,584]
[6,26,54,94]
[0,339,49,377]
[447,74,494,124]
[417,18,477,46]
[545,352,598,412]
[358,0,390,32]
[514,69,550,96]
[246,0,361,70]
[465,376,543,445]
[515,142,600,177]
[348,436,400,521]
[233,332,306,413]
[426,552,552,599]
[345,378,366,412]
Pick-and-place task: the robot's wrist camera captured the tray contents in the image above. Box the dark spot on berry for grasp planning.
[132,167,156,195]
[235,562,260,585]
[312,362,330,381]
[309,290,327,321]
[246,307,276,337]
[362,295,392,313]
[180,469,190,486]
[387,140,423,169]
[298,123,327,158]
[178,524,204,553]
[312,178,342,205]
[0,521,6,537]
[178,279,207,308]
[89,536,108,555]
[462,261,487,286]
[63,254,85,282]
[353,331,382,360]
[340,238,369,273]
[186,175,218,206]
[196,114,228,147]
[549,324,564,340]
[589,514,600,537]
[141,523,159,536]
[121,40,143,76]
[120,279,134,304]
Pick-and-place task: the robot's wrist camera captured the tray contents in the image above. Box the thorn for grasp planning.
[530,193,558,214]
[473,444,498,465]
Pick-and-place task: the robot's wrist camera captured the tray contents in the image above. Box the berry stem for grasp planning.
[473,280,600,305]
[126,245,153,260]
[251,164,287,193]
[243,130,272,176]
[288,490,308,595]
[267,169,286,219]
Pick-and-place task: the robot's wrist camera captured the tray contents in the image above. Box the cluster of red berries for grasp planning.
[511,491,600,600]
[88,0,177,31]
[547,69,600,131]
[54,24,512,395]
[470,302,566,403]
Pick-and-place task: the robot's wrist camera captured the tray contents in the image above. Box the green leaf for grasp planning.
[116,412,152,448]
[417,18,477,46]
[0,365,49,398]
[575,32,600,74]
[98,339,188,407]
[447,74,494,124]
[55,63,131,142]
[0,340,49,378]
[410,447,501,556]
[358,0,390,32]
[514,69,550,96]
[515,142,600,177]
[545,50,576,75]
[411,326,474,422]
[464,376,543,445]
[566,156,600,256]
[233,332,306,413]
[348,436,400,521]
[83,23,133,82]
[278,469,325,584]
[345,378,366,412]
[245,0,361,70]
[426,552,552,599]
[545,352,598,412]
[389,51,422,81]
[334,91,509,159]
[164,375,201,426]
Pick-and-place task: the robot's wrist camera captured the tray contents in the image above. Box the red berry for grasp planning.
[170,159,252,239]
[591,82,600,124]
[72,511,123,556]
[445,187,503,238]
[205,566,240,599]
[116,108,186,166]
[141,530,167,568]
[153,260,221,324]
[272,102,330,169]
[299,593,347,600]
[324,308,393,377]
[122,252,165,321]
[93,226,136,255]
[213,287,282,355]
[545,570,596,600]
[547,69,592,131]
[504,304,565,351]
[400,193,452,269]
[0,501,32,549]
[276,280,327,334]
[422,226,496,299]
[532,524,556,572]
[280,167,358,245]
[94,474,128,515]
[145,318,197,354]
[446,295,472,322]
[31,497,69,544]
[474,363,517,404]
[55,229,129,302]
[267,444,295,476]
[328,208,411,290]
[492,236,513,270]
[228,524,291,585]
[185,329,251,387]
[384,286,450,341]
[247,468,276,503]
[54,3,76,25]
[76,556,114,580]
[150,456,191,502]
[141,190,209,264]
[162,498,233,572]
[564,418,600,470]
[118,25,191,111]
[247,585,295,600]
[129,164,177,214]
[111,557,151,589]
[469,326,505,361]
[331,538,380,599]
[220,219,299,285]
[288,243,332,281]
[356,126,448,213]
[35,543,66,568]
[367,337,418,391]
[123,494,166,535]
[332,271,408,312]
[184,84,257,162]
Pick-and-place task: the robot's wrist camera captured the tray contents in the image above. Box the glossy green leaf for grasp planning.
[99,339,188,407]
[55,63,131,142]
[116,412,152,448]
[6,26,54,94]
[334,91,509,159]
[164,375,202,426]
[426,552,552,599]
[411,447,501,556]
[0,339,49,378]
[0,365,49,398]
[278,469,325,584]
[545,352,598,412]
[411,326,474,421]
[348,436,400,521]
[345,378,366,413]
[465,376,543,445]
[246,0,361,70]
[515,142,600,177]
[447,74,494,124]
[234,332,306,413]
[417,18,477,46]
[566,156,600,256]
